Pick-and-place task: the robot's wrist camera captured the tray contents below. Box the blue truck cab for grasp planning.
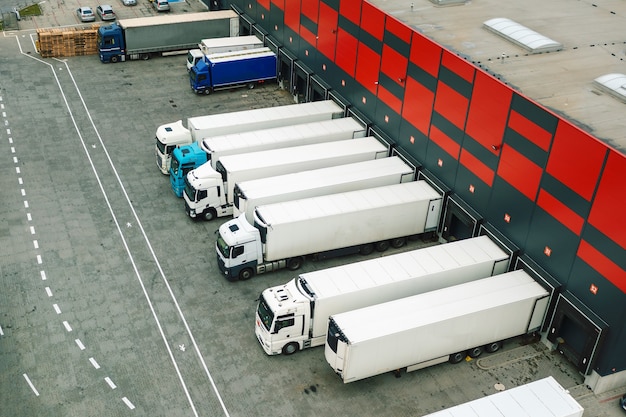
[169,143,208,197]
[190,48,277,95]
[98,23,125,63]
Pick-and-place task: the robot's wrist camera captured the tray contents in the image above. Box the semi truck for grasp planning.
[184,137,388,216]
[189,48,277,95]
[216,181,443,281]
[155,100,344,174]
[255,236,510,355]
[98,11,239,63]
[234,156,415,223]
[423,376,584,417]
[187,35,263,70]
[324,270,550,383]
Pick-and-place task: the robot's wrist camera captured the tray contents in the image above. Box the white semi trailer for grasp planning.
[255,236,510,355]
[423,376,584,417]
[324,270,550,383]
[155,100,344,174]
[184,137,388,220]
[216,181,443,281]
[234,156,415,223]
[200,117,366,170]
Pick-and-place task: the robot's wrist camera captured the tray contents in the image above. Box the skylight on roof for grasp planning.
[593,74,626,104]
[483,17,563,54]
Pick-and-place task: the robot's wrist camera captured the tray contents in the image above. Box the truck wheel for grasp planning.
[390,237,406,248]
[467,346,483,358]
[449,351,465,364]
[375,240,390,252]
[484,341,503,353]
[359,243,374,255]
[110,55,119,63]
[203,89,211,95]
[287,256,304,271]
[238,268,253,281]
[282,342,299,355]
[203,209,216,221]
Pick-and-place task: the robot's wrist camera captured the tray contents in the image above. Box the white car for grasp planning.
[121,0,136,5]
[152,0,170,12]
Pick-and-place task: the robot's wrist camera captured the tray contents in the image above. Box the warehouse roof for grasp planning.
[370,0,626,153]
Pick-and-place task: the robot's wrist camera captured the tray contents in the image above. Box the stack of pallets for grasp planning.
[37,25,100,58]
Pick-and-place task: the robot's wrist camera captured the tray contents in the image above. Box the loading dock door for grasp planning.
[278,48,296,93]
[478,223,519,271]
[294,61,313,103]
[310,75,331,101]
[547,292,608,375]
[441,195,482,241]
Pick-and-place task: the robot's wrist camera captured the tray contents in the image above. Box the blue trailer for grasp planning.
[189,47,277,95]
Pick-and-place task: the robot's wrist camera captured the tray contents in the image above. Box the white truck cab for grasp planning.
[155,120,191,174]
[183,163,232,221]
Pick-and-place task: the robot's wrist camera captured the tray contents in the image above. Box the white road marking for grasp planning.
[105,377,117,389]
[53,303,61,314]
[36,255,42,264]
[23,374,40,396]
[122,397,135,409]
[89,357,100,369]
[62,321,72,332]
[45,287,52,297]
[40,270,47,280]
[75,339,85,350]
[33,240,39,249]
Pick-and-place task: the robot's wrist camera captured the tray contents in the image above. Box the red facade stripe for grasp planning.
[360,1,385,40]
[441,50,475,83]
[377,85,402,114]
[270,0,284,10]
[355,43,380,95]
[537,189,584,235]
[508,110,552,151]
[284,0,300,32]
[410,32,442,78]
[429,126,460,160]
[578,240,626,293]
[318,2,338,61]
[385,15,412,43]
[380,44,407,85]
[258,0,270,10]
[335,29,358,76]
[460,149,495,186]
[433,82,469,131]
[339,0,362,25]
[301,0,319,22]
[402,77,434,136]
[497,144,542,201]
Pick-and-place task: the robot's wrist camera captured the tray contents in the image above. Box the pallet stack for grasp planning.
[37,25,100,58]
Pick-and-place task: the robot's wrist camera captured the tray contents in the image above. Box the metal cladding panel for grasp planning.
[187,99,343,141]
[260,181,440,260]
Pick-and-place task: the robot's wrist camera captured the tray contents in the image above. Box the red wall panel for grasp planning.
[270,0,283,10]
[433,82,469,130]
[430,126,460,160]
[460,149,495,186]
[258,0,270,10]
[508,110,552,151]
[377,86,402,114]
[588,150,626,250]
[339,0,361,25]
[318,3,338,60]
[380,44,407,85]
[497,145,542,201]
[409,33,441,78]
[578,240,626,293]
[546,121,607,201]
[465,71,512,152]
[360,1,385,40]
[441,50,475,83]
[301,0,318,22]
[402,76,434,136]
[335,28,358,76]
[385,15,412,43]
[355,43,380,95]
[284,0,300,32]
[537,189,584,235]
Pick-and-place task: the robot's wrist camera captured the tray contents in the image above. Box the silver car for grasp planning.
[76,6,96,22]
[121,0,136,5]
[152,0,170,12]
[96,4,116,20]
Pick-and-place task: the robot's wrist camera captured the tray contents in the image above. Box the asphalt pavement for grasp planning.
[1,1,626,416]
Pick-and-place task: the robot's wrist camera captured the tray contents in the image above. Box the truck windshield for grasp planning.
[216,233,230,258]
[257,295,274,331]
[156,137,167,154]
[183,180,195,202]
[171,156,180,175]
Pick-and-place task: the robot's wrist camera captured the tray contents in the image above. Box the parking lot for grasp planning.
[1,3,625,416]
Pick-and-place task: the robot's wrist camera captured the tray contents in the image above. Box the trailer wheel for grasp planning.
[359,243,374,255]
[375,240,390,252]
[202,209,216,221]
[390,237,406,248]
[238,268,253,281]
[484,341,503,353]
[110,55,119,63]
[287,256,304,271]
[449,351,466,364]
[282,342,299,355]
[467,346,483,358]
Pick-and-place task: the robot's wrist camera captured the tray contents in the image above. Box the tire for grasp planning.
[359,243,374,255]
[449,351,465,364]
[390,237,406,248]
[375,240,390,252]
[286,256,304,271]
[467,346,483,358]
[110,55,119,63]
[484,341,503,353]
[202,209,216,221]
[238,268,253,281]
[282,342,299,355]
[203,89,211,95]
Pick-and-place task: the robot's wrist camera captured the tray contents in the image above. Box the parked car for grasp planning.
[76,6,96,22]
[620,393,626,413]
[152,0,170,12]
[96,4,116,20]
[121,0,136,5]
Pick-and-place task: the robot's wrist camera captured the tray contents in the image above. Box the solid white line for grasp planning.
[122,397,135,409]
[45,287,52,297]
[23,374,40,396]
[53,303,61,314]
[104,377,117,389]
[89,357,100,369]
[75,339,85,350]
[62,321,72,332]
[40,270,47,280]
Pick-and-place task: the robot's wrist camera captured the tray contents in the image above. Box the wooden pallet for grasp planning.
[37,25,100,58]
